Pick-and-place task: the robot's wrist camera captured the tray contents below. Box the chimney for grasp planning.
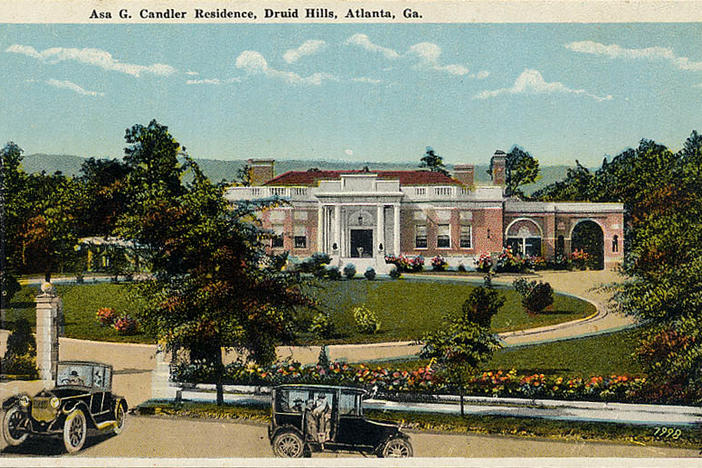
[490,150,506,186]
[247,159,275,186]
[453,164,475,187]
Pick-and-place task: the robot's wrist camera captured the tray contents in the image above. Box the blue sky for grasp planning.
[2,23,702,166]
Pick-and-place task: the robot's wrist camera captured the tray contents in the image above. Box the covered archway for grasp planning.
[505,218,542,257]
[571,220,604,270]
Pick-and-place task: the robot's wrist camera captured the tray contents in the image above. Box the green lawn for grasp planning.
[5,283,153,344]
[365,327,646,378]
[297,278,594,345]
[5,278,594,346]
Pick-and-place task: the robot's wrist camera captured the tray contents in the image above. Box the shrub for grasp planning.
[528,256,547,271]
[113,316,139,335]
[570,249,590,270]
[495,247,528,273]
[431,256,448,271]
[300,252,331,274]
[457,263,467,272]
[325,265,341,280]
[547,254,571,270]
[389,266,402,279]
[353,306,381,334]
[309,312,334,339]
[461,287,506,327]
[385,255,424,273]
[343,263,356,279]
[364,267,376,280]
[96,307,118,326]
[475,253,493,273]
[317,345,330,367]
[5,319,35,357]
[512,278,554,314]
[2,353,38,378]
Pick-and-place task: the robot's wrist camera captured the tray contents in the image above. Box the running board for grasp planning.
[95,420,117,430]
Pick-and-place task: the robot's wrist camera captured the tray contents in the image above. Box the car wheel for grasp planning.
[2,405,29,446]
[379,437,413,458]
[272,430,305,457]
[63,409,87,453]
[112,402,126,435]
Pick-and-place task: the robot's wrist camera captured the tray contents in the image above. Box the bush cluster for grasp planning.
[384,255,424,273]
[431,256,448,271]
[96,307,139,335]
[352,305,381,334]
[513,278,554,314]
[1,319,38,378]
[309,312,335,339]
[343,263,356,279]
[364,267,376,281]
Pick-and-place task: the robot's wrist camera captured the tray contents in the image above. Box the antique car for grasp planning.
[268,384,413,458]
[1,361,127,453]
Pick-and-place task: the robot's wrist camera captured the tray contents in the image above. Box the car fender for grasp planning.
[62,401,98,429]
[270,424,305,443]
[114,396,128,413]
[374,430,411,453]
[2,395,23,410]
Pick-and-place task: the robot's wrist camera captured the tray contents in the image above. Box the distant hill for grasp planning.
[20,154,575,194]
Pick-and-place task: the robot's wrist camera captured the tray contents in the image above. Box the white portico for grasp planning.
[314,173,403,268]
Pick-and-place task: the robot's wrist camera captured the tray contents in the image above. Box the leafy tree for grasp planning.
[1,142,28,308]
[532,160,593,201]
[419,146,449,176]
[236,163,252,187]
[78,157,131,236]
[504,146,540,197]
[117,122,312,405]
[420,286,503,415]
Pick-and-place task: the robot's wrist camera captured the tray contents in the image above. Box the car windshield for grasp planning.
[56,363,94,387]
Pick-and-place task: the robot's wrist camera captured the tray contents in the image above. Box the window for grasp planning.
[339,392,360,416]
[437,224,450,249]
[612,235,619,253]
[415,225,427,249]
[460,225,472,249]
[294,225,307,249]
[271,225,284,248]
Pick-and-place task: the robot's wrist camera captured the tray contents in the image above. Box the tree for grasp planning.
[0,142,28,309]
[419,147,449,176]
[504,146,540,197]
[420,287,503,415]
[532,160,593,201]
[117,122,312,405]
[78,157,131,237]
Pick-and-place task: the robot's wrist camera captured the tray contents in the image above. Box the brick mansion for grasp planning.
[225,151,624,272]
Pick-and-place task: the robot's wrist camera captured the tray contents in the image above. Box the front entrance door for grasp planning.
[350,229,373,258]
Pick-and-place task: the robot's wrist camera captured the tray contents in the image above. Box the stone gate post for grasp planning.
[35,282,61,383]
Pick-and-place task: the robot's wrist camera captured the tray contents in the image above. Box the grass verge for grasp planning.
[134,400,701,451]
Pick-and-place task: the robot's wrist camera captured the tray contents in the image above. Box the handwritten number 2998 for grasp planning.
[653,427,681,439]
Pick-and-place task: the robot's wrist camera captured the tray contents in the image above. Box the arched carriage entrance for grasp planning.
[505,218,542,257]
[571,220,604,270]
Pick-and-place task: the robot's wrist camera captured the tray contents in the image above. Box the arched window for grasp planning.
[612,235,619,253]
[506,219,542,257]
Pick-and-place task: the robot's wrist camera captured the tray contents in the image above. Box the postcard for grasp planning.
[0,1,701,466]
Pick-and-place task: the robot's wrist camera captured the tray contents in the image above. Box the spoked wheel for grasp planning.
[272,431,305,457]
[2,406,29,446]
[112,403,126,435]
[63,409,87,453]
[379,437,413,458]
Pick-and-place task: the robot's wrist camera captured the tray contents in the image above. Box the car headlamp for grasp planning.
[50,397,60,409]
[19,395,30,407]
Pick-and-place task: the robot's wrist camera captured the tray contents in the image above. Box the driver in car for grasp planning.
[66,370,85,386]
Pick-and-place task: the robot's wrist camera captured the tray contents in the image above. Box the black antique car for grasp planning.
[2,361,128,453]
[268,384,412,458]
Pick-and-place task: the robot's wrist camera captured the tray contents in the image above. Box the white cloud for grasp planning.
[472,70,490,79]
[474,69,612,102]
[185,77,241,85]
[344,149,353,156]
[565,40,702,72]
[235,50,337,86]
[283,40,326,64]
[345,34,400,60]
[6,44,176,77]
[351,77,382,84]
[45,78,104,96]
[185,71,199,76]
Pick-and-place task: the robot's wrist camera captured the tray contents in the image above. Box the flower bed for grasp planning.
[171,360,647,404]
[385,255,424,272]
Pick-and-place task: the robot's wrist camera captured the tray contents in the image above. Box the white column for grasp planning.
[393,204,401,255]
[334,204,341,253]
[317,204,324,252]
[35,283,60,384]
[376,204,385,257]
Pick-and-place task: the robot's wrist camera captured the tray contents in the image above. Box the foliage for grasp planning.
[384,255,424,272]
[317,345,330,368]
[353,305,381,334]
[113,315,139,335]
[495,146,541,197]
[431,255,447,271]
[512,278,554,314]
[363,266,376,280]
[5,318,35,357]
[325,265,341,280]
[309,312,334,339]
[300,252,331,276]
[343,263,356,279]
[115,120,313,404]
[461,287,506,328]
[389,266,402,279]
[78,157,131,237]
[96,307,118,326]
[571,221,603,269]
[419,146,449,176]
[1,142,28,306]
[570,249,591,270]
[494,247,528,273]
[474,253,493,273]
